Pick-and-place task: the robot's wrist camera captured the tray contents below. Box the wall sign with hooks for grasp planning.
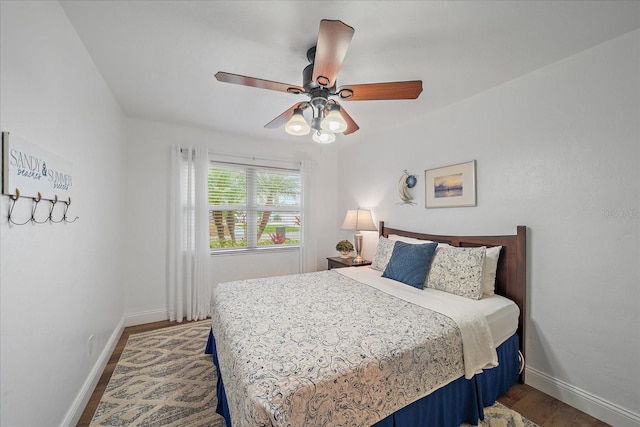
[7,189,78,225]
[2,132,78,225]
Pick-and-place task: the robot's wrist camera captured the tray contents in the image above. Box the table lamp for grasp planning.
[341,209,377,263]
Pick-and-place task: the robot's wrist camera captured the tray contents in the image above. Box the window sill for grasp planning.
[210,245,300,256]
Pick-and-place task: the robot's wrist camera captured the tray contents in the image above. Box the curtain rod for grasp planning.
[178,147,303,171]
[179,147,305,165]
[210,159,300,173]
[209,152,302,165]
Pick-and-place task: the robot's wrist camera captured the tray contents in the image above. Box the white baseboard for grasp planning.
[525,366,640,427]
[124,308,168,327]
[61,317,125,427]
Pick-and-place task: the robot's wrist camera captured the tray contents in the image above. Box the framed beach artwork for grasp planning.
[425,160,476,208]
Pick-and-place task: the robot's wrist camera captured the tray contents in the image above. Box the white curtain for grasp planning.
[168,145,211,322]
[299,160,318,273]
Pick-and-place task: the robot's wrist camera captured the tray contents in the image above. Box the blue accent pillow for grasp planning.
[382,241,438,288]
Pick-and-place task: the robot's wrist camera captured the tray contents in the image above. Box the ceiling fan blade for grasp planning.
[312,20,354,88]
[264,103,308,129]
[337,81,423,101]
[215,72,305,95]
[332,102,359,135]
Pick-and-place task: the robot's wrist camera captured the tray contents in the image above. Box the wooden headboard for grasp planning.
[379,221,527,381]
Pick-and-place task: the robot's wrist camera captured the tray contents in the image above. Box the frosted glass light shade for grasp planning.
[312,130,335,144]
[321,105,348,133]
[341,209,377,231]
[285,109,310,136]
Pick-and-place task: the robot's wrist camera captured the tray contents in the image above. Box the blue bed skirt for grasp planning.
[205,331,520,427]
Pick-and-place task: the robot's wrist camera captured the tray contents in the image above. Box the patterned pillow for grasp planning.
[426,246,486,300]
[371,236,396,271]
[382,241,438,288]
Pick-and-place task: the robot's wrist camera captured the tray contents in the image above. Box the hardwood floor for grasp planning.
[78,321,610,427]
[498,384,609,427]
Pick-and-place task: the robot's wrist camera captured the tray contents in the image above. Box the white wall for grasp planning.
[123,118,339,324]
[338,30,640,426]
[0,2,127,426]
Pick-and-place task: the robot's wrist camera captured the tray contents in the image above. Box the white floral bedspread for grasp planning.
[210,270,466,427]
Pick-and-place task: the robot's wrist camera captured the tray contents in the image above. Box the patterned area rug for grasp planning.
[91,321,537,427]
[90,320,224,426]
[464,402,539,427]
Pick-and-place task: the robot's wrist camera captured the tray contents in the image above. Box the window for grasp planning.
[208,161,301,252]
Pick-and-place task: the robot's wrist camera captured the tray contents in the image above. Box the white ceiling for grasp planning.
[59,1,640,142]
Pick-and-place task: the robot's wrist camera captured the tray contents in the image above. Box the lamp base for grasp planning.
[354,232,365,263]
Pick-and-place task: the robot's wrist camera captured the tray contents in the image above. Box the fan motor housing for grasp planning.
[303,47,336,95]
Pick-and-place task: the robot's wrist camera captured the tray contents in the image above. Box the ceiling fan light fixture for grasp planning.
[321,105,348,133]
[312,130,336,144]
[284,108,310,136]
[216,19,423,140]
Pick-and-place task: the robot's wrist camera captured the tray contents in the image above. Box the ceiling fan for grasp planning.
[215,19,423,143]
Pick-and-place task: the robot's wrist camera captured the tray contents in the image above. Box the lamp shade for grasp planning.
[312,130,335,144]
[285,108,310,136]
[341,209,377,231]
[321,105,348,133]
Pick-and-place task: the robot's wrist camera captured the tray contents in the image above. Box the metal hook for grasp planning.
[9,188,20,201]
[48,195,64,223]
[62,197,79,223]
[31,192,49,224]
[7,188,31,225]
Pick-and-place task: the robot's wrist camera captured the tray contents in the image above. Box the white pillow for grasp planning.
[388,234,451,248]
[388,234,432,244]
[482,246,502,296]
[371,236,396,271]
[426,246,486,300]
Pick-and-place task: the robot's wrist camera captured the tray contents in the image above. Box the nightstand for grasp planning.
[327,257,372,270]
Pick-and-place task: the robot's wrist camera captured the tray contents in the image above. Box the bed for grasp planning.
[206,222,527,426]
